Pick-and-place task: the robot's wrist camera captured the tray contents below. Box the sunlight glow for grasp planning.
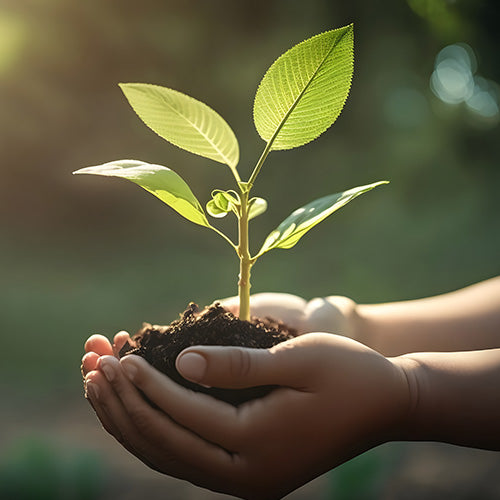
[0,11,27,75]
[430,43,499,124]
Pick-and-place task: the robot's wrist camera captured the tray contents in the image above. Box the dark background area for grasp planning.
[1,1,499,498]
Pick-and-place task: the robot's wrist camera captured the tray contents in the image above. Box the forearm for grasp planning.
[354,277,500,356]
[395,348,500,450]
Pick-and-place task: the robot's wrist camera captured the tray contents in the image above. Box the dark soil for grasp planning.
[119,303,296,406]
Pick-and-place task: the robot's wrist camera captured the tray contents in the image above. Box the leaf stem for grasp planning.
[230,165,242,184]
[209,225,238,250]
[247,140,273,188]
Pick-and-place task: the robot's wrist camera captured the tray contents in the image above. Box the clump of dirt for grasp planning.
[119,303,296,406]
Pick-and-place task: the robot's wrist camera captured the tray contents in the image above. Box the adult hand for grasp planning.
[83,333,410,499]
[218,293,359,338]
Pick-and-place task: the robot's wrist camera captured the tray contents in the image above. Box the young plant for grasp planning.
[74,24,387,322]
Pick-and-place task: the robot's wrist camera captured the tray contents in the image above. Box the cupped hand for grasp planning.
[81,331,134,376]
[219,292,359,338]
[84,333,411,499]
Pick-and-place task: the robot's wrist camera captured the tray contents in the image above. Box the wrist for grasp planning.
[345,351,420,448]
[386,355,422,442]
[392,349,500,449]
[353,303,381,350]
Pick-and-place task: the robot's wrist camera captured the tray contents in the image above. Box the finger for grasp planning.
[113,331,135,356]
[305,296,356,337]
[99,355,235,473]
[248,292,306,327]
[85,334,113,356]
[85,369,164,471]
[84,370,125,442]
[215,295,239,315]
[120,355,242,449]
[81,352,100,377]
[218,293,307,328]
[176,334,332,390]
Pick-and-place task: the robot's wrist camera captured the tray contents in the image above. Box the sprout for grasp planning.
[74,24,388,322]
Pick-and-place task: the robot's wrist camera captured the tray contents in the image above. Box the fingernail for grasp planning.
[121,358,137,381]
[86,382,100,401]
[100,361,115,382]
[177,352,207,383]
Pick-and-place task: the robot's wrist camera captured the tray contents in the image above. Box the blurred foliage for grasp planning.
[0,0,498,399]
[326,445,400,500]
[0,436,104,500]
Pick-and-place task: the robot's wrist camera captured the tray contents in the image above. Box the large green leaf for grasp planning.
[254,25,354,151]
[257,181,388,256]
[119,83,240,172]
[73,160,209,227]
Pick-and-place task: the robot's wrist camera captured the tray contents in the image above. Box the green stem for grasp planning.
[209,224,238,250]
[247,141,273,188]
[237,190,252,321]
[230,165,242,184]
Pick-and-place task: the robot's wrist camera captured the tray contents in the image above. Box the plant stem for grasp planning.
[247,141,273,188]
[237,190,252,321]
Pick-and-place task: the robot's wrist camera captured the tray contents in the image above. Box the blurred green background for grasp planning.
[1,0,499,499]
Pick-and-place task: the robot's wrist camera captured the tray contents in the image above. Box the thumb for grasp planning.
[175,340,313,390]
[304,296,357,337]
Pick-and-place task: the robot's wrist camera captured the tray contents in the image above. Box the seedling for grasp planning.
[74,24,387,322]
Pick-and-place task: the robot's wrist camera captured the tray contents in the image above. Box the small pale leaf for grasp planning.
[73,160,209,227]
[254,25,354,151]
[257,181,388,255]
[206,190,240,219]
[248,197,268,220]
[211,190,239,210]
[119,83,240,170]
[206,199,229,218]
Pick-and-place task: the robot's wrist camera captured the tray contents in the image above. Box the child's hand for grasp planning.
[83,333,409,499]
[219,292,359,338]
[81,331,134,377]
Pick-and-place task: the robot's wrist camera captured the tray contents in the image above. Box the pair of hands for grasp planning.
[82,294,411,499]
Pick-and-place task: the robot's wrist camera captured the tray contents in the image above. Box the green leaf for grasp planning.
[119,83,240,173]
[253,24,354,151]
[248,197,267,220]
[257,181,388,256]
[206,199,228,218]
[73,160,209,227]
[206,190,240,218]
[212,190,240,210]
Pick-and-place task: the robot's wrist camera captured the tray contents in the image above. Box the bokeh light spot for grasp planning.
[430,43,499,124]
[466,77,499,120]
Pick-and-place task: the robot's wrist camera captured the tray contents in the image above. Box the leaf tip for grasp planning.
[118,82,137,98]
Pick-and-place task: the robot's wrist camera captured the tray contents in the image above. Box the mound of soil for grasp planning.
[119,303,296,406]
